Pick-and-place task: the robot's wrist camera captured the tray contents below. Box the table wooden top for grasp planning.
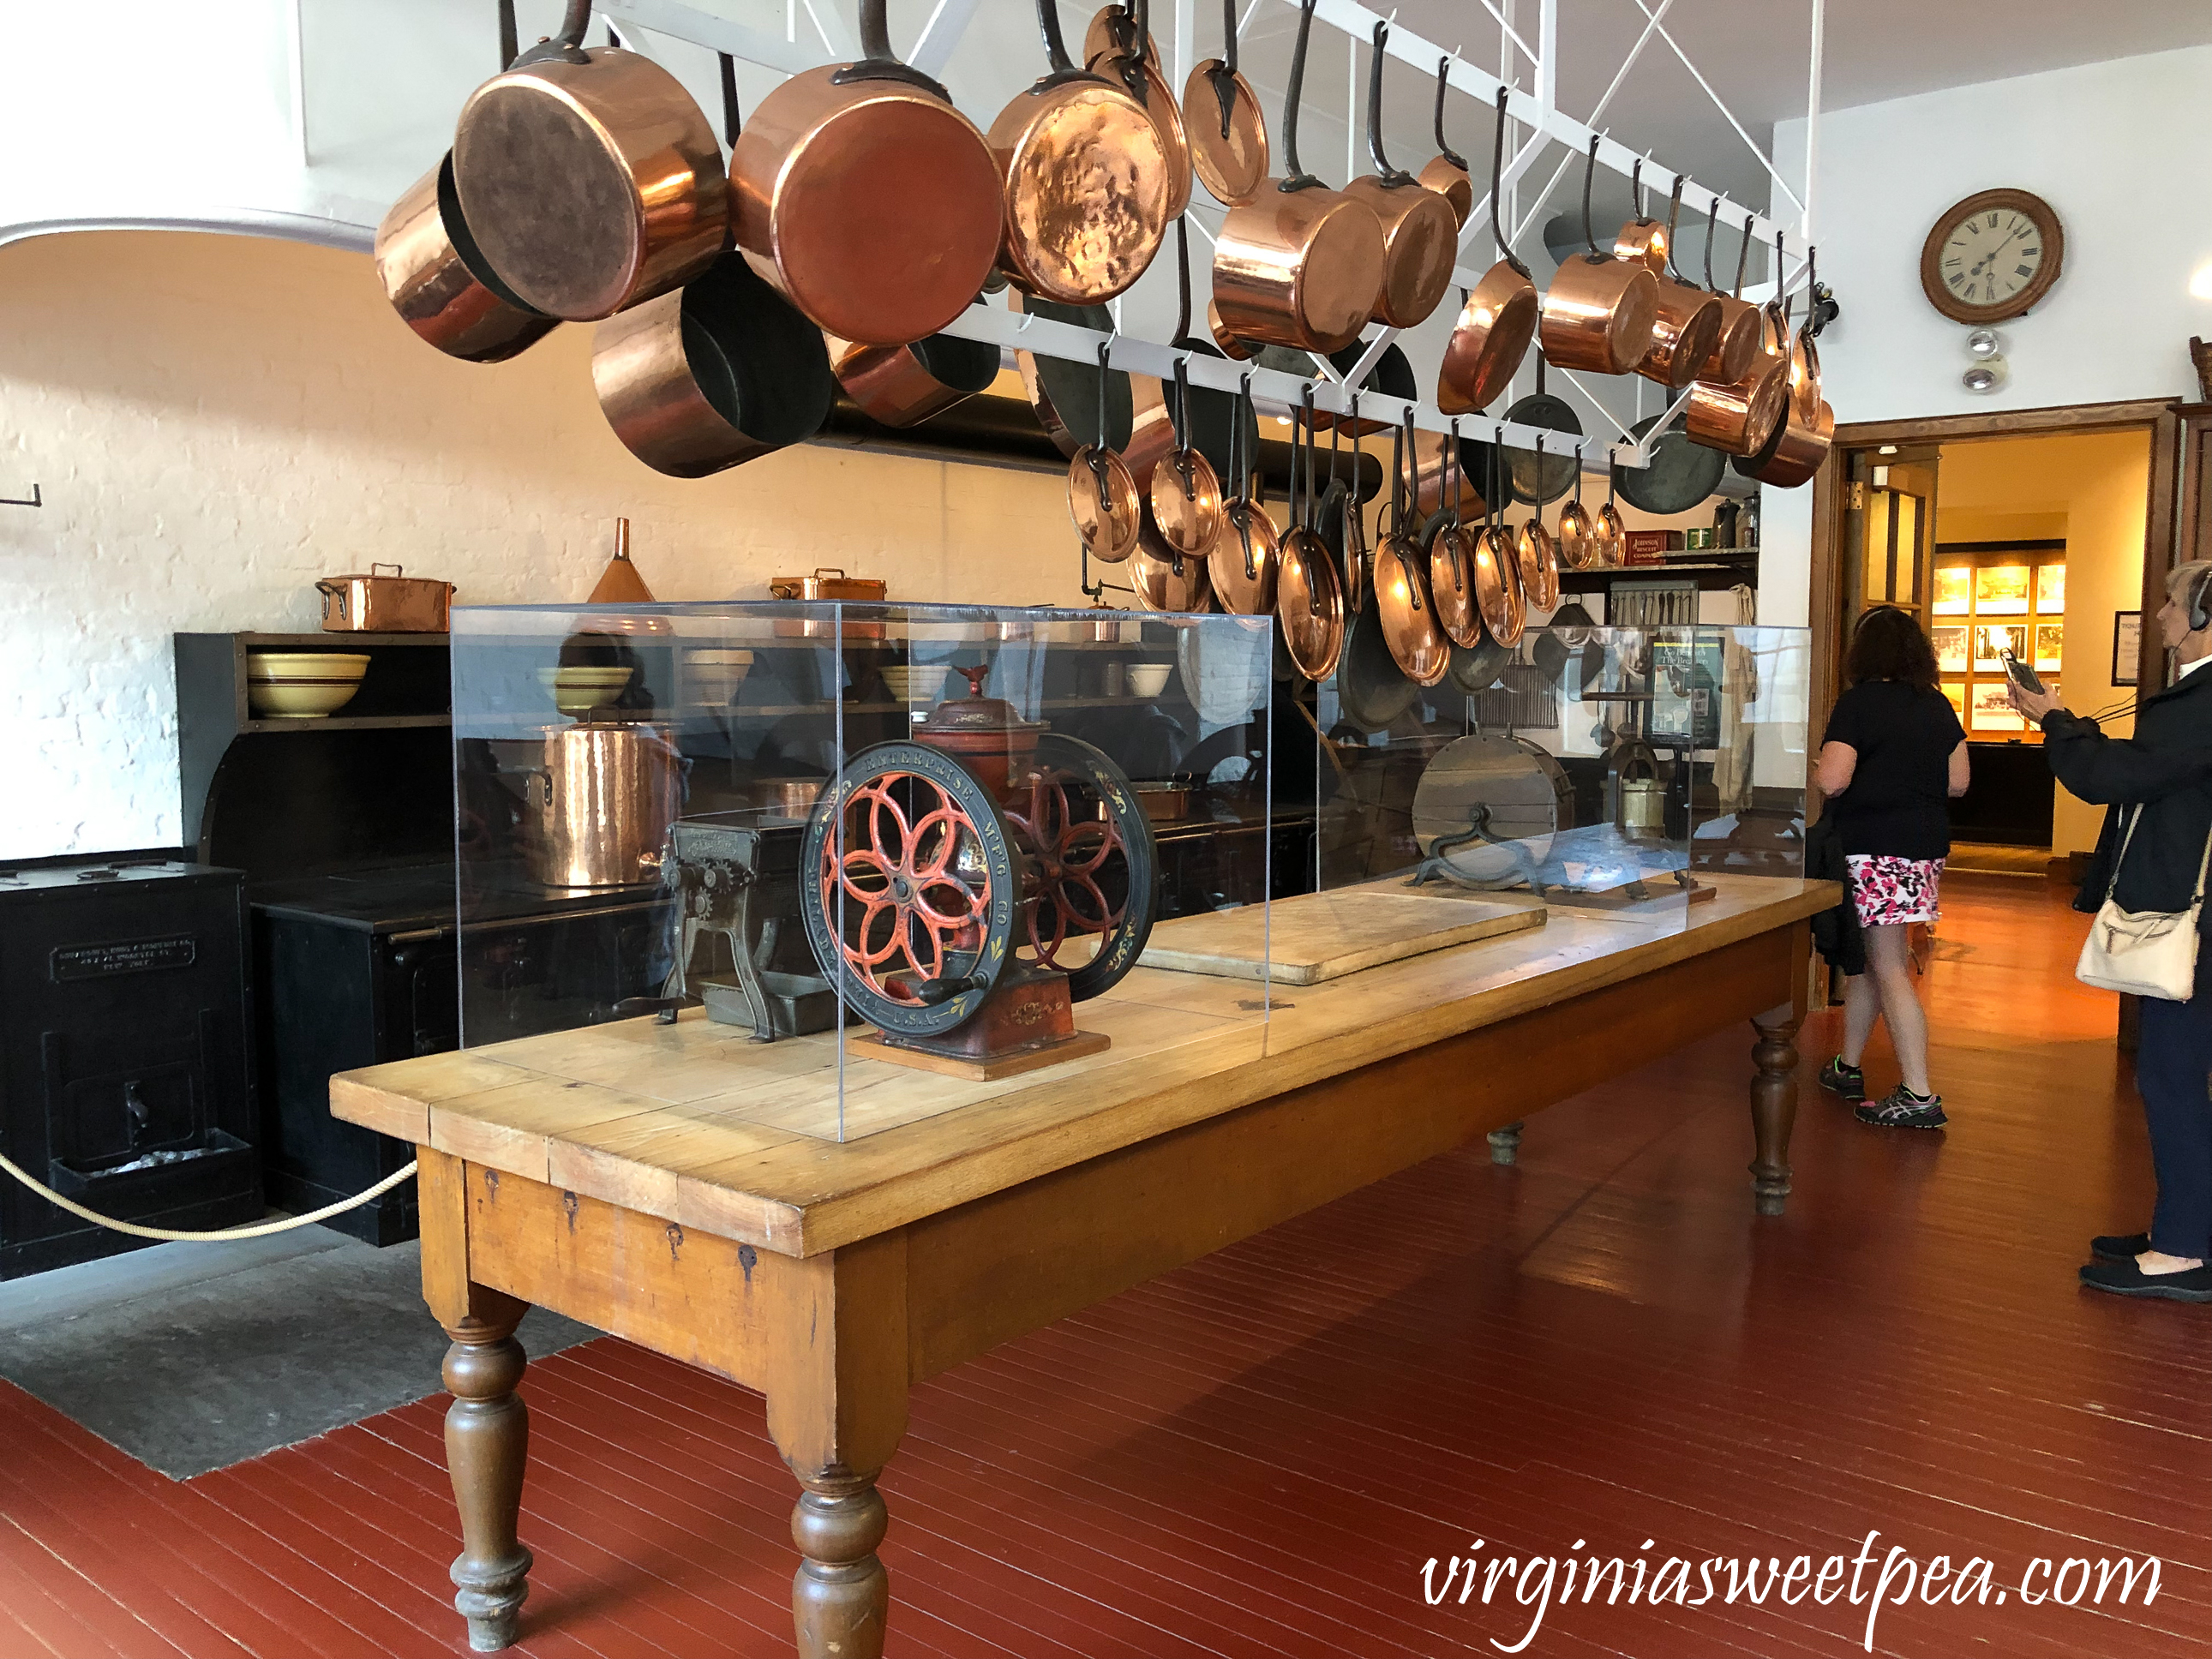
[333,874,1835,1257]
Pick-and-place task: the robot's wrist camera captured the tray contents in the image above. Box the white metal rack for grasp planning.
[601,0,1826,470]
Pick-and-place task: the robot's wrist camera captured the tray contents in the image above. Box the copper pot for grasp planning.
[1636,179,1723,390]
[1085,0,1191,219]
[1697,198,1762,385]
[1686,297,1789,457]
[375,153,557,363]
[1737,358,1834,490]
[827,327,998,428]
[1515,517,1561,613]
[1340,23,1456,330]
[1612,159,1669,272]
[1274,402,1345,681]
[1423,434,1483,650]
[1375,413,1448,686]
[1209,0,1385,355]
[592,253,835,478]
[730,0,1004,346]
[1149,356,1225,558]
[453,3,728,320]
[1416,57,1472,227]
[1437,89,1539,416]
[987,0,1171,304]
[1539,138,1658,375]
[1184,0,1268,207]
[1556,495,1595,570]
[1208,380,1278,614]
[524,722,683,889]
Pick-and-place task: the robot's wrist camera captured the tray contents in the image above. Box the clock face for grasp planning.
[1920,189,2065,324]
[1937,208,2045,309]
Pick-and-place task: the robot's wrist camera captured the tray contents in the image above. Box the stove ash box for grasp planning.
[0,859,261,1278]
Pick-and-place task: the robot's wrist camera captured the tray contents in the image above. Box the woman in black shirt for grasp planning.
[1813,607,1970,1128]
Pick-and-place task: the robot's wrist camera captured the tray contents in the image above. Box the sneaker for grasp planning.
[1818,1057,1866,1101]
[2079,1259,2212,1303]
[1855,1085,1947,1129]
[2091,1232,2152,1262]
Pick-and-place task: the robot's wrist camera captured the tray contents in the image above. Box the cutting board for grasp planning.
[1139,885,1547,985]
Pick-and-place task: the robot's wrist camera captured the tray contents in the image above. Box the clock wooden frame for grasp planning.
[1919,189,2065,325]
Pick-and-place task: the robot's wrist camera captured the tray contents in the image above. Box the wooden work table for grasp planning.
[333,872,1835,1657]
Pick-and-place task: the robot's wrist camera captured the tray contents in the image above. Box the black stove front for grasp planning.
[0,859,260,1279]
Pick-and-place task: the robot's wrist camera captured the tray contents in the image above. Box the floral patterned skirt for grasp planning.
[1845,854,1945,928]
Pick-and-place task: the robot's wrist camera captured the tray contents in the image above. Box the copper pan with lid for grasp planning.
[1209,0,1385,355]
[1437,87,1539,416]
[1340,21,1457,330]
[1469,440,1524,649]
[1208,376,1280,614]
[453,0,728,321]
[730,0,1004,347]
[1184,0,1268,207]
[988,0,1171,304]
[1635,177,1723,390]
[1539,137,1659,375]
[1069,344,1145,563]
[1150,356,1226,559]
[1416,57,1473,227]
[1086,0,1191,219]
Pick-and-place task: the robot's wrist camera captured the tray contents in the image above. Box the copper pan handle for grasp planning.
[1279,0,1322,192]
[497,0,519,69]
[1206,0,1240,137]
[836,0,958,96]
[1031,0,1094,87]
[1434,58,1466,171]
[1579,135,1602,259]
[1489,88,1530,281]
[511,0,590,67]
[1364,23,1412,186]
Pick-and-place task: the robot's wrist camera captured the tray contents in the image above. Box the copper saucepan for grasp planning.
[989,0,1171,304]
[375,153,559,364]
[1341,22,1456,330]
[1437,87,1538,416]
[1275,391,1346,681]
[592,252,835,477]
[453,0,728,320]
[1210,0,1385,355]
[1687,260,1790,458]
[1086,0,1192,219]
[1697,195,1762,385]
[1539,136,1658,375]
[1417,57,1473,228]
[730,0,1004,347]
[1184,0,1268,207]
[1636,177,1723,390]
[1613,158,1669,272]
[1741,388,1835,488]
[827,325,998,428]
[1375,409,1449,686]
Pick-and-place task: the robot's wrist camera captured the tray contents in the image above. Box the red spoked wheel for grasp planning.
[800,742,1021,1038]
[1002,734,1158,1003]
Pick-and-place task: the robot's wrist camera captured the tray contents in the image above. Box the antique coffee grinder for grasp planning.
[798,665,1157,1077]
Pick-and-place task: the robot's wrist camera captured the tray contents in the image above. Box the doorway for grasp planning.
[1814,405,2167,872]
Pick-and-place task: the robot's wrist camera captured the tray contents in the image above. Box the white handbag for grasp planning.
[2075,807,2212,1001]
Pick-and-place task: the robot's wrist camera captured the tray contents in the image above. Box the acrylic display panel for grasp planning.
[1301,623,1810,938]
[448,602,1274,1141]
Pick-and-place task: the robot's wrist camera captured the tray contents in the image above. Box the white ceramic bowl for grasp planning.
[1125,663,1173,698]
[880,664,951,704]
[247,652,369,719]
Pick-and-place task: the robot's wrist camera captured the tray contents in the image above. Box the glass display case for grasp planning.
[450,602,1277,1140]
[1305,622,1811,925]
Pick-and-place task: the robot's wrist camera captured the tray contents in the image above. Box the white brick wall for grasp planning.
[0,231,1086,859]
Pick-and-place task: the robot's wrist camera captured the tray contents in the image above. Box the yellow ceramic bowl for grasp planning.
[247,652,370,719]
[538,666,634,718]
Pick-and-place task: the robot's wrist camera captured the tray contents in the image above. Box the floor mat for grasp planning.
[0,1231,597,1478]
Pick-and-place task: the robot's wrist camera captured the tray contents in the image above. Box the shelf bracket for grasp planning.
[0,482,40,508]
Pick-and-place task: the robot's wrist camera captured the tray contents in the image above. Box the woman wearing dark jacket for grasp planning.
[2011,560,2212,1302]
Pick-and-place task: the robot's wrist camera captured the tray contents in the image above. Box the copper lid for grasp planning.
[911,663,1046,736]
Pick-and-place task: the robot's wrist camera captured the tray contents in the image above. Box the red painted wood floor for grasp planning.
[4,873,2209,1658]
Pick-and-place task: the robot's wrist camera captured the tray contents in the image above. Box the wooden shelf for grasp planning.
[236,713,453,734]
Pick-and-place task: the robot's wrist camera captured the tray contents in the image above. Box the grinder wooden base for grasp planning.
[851,963,1111,1081]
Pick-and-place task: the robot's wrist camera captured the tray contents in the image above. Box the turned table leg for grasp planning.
[1486,1122,1525,1165]
[1749,1003,1802,1216]
[790,1466,890,1657]
[442,1301,534,1652]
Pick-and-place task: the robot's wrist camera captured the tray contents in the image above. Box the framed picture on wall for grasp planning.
[1933,626,1969,672]
[2035,564,2066,611]
[1974,622,2027,670]
[1933,566,1971,614]
[2035,621,2064,671]
[1940,680,1966,718]
[1975,565,2032,614]
[2113,611,2141,686]
[1971,679,2025,731]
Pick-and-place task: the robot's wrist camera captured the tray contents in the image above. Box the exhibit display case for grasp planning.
[449,602,1278,1140]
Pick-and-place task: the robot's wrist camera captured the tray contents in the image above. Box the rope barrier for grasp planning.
[0,1152,418,1243]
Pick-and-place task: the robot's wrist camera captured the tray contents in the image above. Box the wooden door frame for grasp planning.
[1807,398,2181,739]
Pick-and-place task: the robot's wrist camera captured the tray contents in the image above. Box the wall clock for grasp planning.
[1919,189,2065,324]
